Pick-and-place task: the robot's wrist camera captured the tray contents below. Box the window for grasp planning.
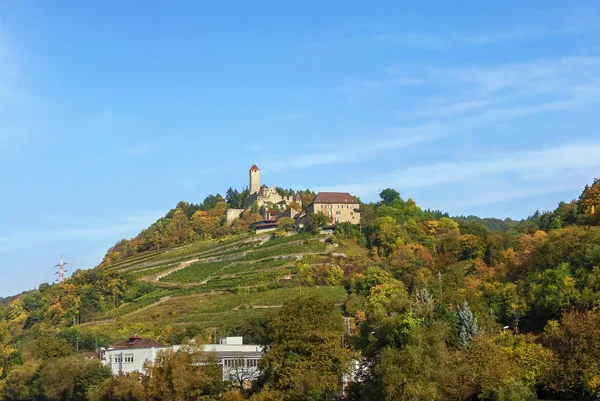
[247,359,258,367]
[114,355,122,363]
[336,211,341,215]
[329,211,332,215]
[124,354,134,363]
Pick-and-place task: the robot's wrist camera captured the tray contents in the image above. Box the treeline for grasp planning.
[0,179,599,400]
[3,295,600,401]
[0,266,154,381]
[101,189,316,266]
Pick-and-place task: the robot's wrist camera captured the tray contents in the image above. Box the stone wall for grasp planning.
[225,208,246,224]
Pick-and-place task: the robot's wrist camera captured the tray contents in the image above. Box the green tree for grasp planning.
[262,296,355,400]
[34,335,71,361]
[379,188,401,205]
[543,310,600,398]
[276,217,295,232]
[304,212,328,234]
[144,348,223,401]
[2,363,38,401]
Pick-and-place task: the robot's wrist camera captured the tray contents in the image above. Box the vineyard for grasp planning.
[80,231,349,336]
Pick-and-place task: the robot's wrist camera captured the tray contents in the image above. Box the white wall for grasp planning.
[101,340,265,381]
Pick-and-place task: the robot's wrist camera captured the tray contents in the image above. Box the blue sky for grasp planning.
[1,1,599,296]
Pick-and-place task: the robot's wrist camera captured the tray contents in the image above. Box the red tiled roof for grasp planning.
[250,165,260,171]
[312,192,358,205]
[255,223,278,229]
[110,335,164,349]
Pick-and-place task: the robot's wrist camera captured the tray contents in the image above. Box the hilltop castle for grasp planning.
[246,165,300,209]
[225,165,361,227]
[225,165,300,223]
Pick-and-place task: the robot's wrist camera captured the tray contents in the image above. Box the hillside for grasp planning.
[1,179,600,400]
[79,231,350,339]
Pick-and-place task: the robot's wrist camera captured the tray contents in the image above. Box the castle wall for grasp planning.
[225,208,246,224]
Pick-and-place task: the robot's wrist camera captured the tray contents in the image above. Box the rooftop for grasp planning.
[312,192,359,205]
[109,335,164,349]
[250,165,260,171]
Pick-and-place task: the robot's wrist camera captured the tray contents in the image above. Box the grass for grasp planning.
[241,240,328,261]
[160,261,234,283]
[147,233,256,262]
[191,269,290,291]
[124,286,348,327]
[131,263,180,279]
[157,236,327,285]
[84,232,354,334]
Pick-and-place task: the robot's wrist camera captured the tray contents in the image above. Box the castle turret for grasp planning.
[249,165,260,195]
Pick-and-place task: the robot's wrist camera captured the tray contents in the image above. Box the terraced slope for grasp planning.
[80,232,349,336]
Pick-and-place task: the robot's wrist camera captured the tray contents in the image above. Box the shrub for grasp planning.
[493,379,536,401]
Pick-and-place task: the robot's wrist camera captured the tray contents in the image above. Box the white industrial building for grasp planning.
[100,335,264,382]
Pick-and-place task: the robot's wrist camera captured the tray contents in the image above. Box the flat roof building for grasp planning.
[100,335,264,383]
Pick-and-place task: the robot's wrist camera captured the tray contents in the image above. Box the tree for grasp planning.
[581,178,600,224]
[34,335,71,361]
[226,187,243,209]
[88,372,145,401]
[250,201,260,215]
[356,281,451,401]
[262,296,356,400]
[2,363,37,401]
[73,360,112,401]
[457,301,479,348]
[492,379,536,401]
[276,217,295,232]
[304,212,328,234]
[543,310,600,398]
[379,188,401,205]
[144,348,223,401]
[226,356,259,388]
[36,356,87,401]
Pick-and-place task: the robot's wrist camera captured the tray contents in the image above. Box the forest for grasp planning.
[0,178,599,401]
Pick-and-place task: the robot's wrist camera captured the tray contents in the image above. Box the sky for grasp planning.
[1,1,599,297]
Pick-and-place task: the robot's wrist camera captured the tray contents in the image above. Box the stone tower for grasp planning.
[249,165,260,195]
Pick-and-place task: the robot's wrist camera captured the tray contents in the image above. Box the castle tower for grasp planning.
[249,165,260,195]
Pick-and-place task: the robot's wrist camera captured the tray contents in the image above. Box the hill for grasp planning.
[0,178,599,400]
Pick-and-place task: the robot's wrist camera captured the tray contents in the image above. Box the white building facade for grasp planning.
[100,335,264,382]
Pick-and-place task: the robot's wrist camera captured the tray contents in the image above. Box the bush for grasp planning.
[493,379,536,401]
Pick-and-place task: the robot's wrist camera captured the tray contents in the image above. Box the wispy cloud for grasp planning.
[315,142,600,206]
[265,124,439,171]
[300,53,600,172]
[454,26,587,45]
[398,56,600,126]
[326,25,590,50]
